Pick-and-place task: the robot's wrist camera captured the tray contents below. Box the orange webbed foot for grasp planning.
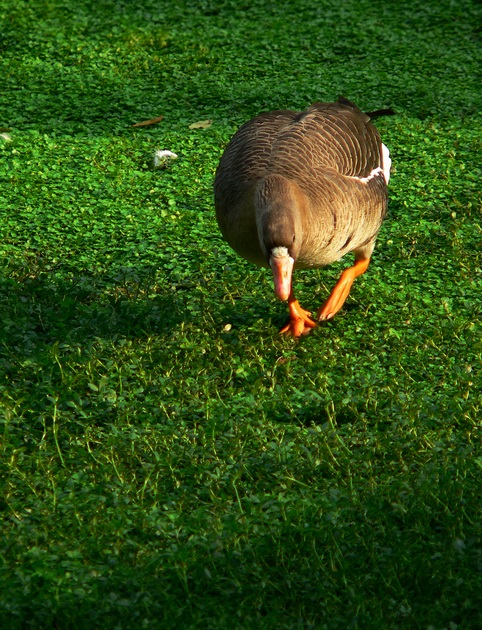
[317,282,353,321]
[280,299,317,337]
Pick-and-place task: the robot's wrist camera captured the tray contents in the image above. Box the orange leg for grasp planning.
[317,256,371,321]
[280,290,317,337]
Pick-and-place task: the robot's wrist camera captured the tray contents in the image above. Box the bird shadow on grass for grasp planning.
[0,268,193,353]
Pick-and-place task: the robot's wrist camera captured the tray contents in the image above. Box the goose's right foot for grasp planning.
[280,299,317,337]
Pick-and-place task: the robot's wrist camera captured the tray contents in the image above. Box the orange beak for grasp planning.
[270,253,294,302]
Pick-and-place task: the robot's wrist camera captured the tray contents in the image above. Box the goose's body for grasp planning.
[214,98,391,336]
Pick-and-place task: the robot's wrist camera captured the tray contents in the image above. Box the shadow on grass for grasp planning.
[0,268,191,351]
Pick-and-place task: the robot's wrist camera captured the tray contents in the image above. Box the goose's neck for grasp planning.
[254,174,305,260]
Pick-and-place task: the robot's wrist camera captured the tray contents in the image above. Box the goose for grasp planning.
[214,98,391,337]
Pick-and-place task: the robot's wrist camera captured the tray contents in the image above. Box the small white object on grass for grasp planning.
[0,133,12,142]
[154,149,178,168]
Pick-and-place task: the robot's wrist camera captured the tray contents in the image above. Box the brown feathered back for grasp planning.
[214,98,389,269]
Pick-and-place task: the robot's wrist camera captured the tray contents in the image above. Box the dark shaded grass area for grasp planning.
[1,0,481,627]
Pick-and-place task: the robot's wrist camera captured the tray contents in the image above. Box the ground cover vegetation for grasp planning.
[0,0,481,627]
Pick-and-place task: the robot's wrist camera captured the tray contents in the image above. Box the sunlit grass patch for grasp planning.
[1,0,481,627]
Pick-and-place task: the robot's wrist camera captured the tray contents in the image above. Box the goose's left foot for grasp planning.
[318,256,371,321]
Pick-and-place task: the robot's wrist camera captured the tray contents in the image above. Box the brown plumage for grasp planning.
[214,98,391,336]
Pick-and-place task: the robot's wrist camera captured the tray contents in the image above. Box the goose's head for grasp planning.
[255,187,304,302]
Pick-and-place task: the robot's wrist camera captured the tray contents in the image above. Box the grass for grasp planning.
[0,0,481,627]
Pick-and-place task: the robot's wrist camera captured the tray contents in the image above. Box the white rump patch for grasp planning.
[359,166,383,184]
[357,143,391,185]
[381,143,391,184]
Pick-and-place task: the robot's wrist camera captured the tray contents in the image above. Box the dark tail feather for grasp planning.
[365,107,396,119]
